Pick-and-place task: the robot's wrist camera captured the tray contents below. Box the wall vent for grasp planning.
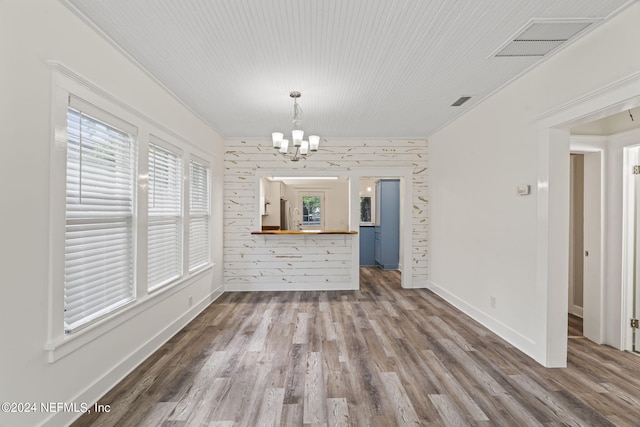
[494,20,596,58]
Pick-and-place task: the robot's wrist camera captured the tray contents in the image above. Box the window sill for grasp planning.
[45,264,214,363]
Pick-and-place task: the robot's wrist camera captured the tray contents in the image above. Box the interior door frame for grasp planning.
[568,153,585,319]
[568,145,605,343]
[622,144,640,352]
[537,72,640,367]
[349,167,413,289]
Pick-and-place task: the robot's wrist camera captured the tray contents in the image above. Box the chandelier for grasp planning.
[272,91,320,162]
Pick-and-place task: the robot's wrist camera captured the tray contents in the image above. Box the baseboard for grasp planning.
[225,281,357,291]
[427,280,537,360]
[408,279,429,289]
[569,305,583,318]
[46,286,224,427]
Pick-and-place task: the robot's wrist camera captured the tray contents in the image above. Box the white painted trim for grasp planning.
[428,280,537,359]
[582,151,604,344]
[568,144,605,344]
[537,71,640,366]
[354,167,415,288]
[536,72,640,125]
[570,305,584,318]
[568,154,578,319]
[622,144,640,352]
[46,266,215,362]
[46,63,219,362]
[537,127,570,367]
[45,288,223,427]
[47,61,213,158]
[350,177,361,288]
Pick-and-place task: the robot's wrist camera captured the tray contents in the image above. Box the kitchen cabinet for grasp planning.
[374,179,399,270]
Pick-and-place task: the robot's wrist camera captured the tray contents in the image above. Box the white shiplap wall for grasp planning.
[224,138,428,291]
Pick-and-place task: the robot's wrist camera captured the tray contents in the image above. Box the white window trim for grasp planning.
[188,155,212,272]
[46,62,214,363]
[63,101,138,333]
[147,136,184,291]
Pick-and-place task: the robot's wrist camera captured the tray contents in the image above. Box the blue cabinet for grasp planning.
[374,179,400,270]
[359,226,376,266]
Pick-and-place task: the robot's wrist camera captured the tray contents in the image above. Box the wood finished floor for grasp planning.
[568,313,583,338]
[73,267,640,426]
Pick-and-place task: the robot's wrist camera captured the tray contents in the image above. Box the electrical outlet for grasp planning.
[490,296,496,309]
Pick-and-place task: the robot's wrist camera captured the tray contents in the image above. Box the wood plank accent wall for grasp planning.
[224,138,428,290]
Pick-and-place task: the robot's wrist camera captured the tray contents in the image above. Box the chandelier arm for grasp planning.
[278,149,318,162]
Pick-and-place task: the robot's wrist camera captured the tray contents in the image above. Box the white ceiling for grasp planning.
[65,0,634,139]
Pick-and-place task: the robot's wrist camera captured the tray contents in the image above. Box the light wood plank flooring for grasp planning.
[73,267,640,426]
[568,313,584,338]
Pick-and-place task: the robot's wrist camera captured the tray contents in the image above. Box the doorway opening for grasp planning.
[358,177,401,271]
[567,148,603,343]
[569,153,585,338]
[539,76,640,366]
[353,168,413,290]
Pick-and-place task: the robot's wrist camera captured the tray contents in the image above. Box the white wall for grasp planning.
[224,138,428,291]
[0,1,224,426]
[428,3,640,364]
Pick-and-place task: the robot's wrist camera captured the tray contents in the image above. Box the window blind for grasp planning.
[64,106,135,332]
[189,159,210,270]
[148,139,182,289]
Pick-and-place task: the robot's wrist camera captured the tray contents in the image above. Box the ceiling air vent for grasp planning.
[451,96,471,107]
[494,20,596,58]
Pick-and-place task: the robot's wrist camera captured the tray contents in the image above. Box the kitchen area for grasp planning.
[359,178,400,270]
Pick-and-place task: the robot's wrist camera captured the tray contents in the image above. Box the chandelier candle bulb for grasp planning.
[309,135,320,152]
[279,139,289,154]
[272,132,283,149]
[292,129,304,147]
[300,140,309,155]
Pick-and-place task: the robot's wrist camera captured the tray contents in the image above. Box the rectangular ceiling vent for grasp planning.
[451,96,471,107]
[494,19,596,58]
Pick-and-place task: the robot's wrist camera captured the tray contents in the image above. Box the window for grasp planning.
[49,67,216,358]
[148,138,182,290]
[360,196,372,223]
[189,159,210,270]
[64,97,136,332]
[300,192,324,230]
